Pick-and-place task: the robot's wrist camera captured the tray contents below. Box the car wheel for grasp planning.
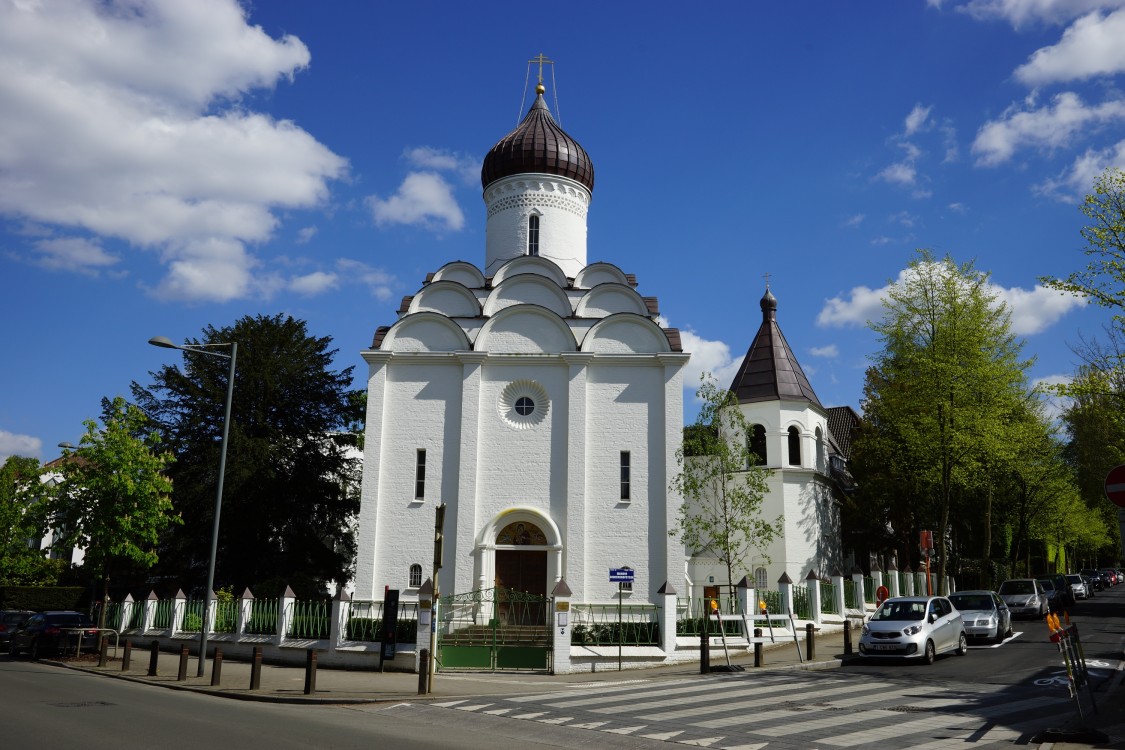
[924,640,936,665]
[956,633,968,656]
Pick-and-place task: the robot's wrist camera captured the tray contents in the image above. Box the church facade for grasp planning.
[353,80,845,613]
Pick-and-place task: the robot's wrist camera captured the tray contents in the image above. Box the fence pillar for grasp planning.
[947,576,955,594]
[778,573,794,616]
[851,568,866,612]
[329,587,349,651]
[119,595,134,633]
[830,568,846,619]
[887,563,901,598]
[277,586,296,645]
[915,570,927,596]
[172,589,187,636]
[238,588,254,638]
[805,570,822,625]
[658,581,678,655]
[415,579,433,676]
[204,589,217,634]
[903,566,915,596]
[143,591,158,634]
[871,563,884,595]
[736,576,754,637]
[551,578,573,674]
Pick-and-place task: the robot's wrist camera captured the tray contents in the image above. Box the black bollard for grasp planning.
[754,628,764,667]
[98,636,108,667]
[418,648,430,695]
[177,645,189,681]
[211,648,222,686]
[806,623,816,661]
[843,618,853,655]
[147,640,160,676]
[122,639,132,671]
[304,649,317,695]
[249,646,262,690]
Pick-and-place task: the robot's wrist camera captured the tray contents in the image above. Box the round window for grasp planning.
[515,396,535,416]
[498,380,549,430]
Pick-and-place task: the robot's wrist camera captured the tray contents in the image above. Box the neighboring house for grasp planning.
[36,457,85,566]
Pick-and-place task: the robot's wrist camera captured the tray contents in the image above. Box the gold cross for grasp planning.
[528,53,554,84]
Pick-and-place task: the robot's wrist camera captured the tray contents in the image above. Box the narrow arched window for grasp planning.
[409,563,422,588]
[788,426,801,466]
[815,426,826,472]
[748,424,767,467]
[527,214,540,256]
[754,567,768,591]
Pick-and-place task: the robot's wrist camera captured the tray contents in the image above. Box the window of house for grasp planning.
[620,451,631,500]
[788,426,801,466]
[528,214,540,256]
[748,424,767,467]
[415,449,426,499]
[409,563,423,588]
[754,567,769,590]
[515,396,535,416]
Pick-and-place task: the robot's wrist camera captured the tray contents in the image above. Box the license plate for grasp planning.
[874,644,898,651]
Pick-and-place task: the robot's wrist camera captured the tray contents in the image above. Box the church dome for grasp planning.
[481,84,595,192]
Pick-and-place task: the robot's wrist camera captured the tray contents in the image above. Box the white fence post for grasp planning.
[119,594,134,632]
[238,588,253,638]
[329,588,349,651]
[415,579,433,675]
[778,572,794,616]
[143,591,157,634]
[806,570,822,624]
[851,568,866,612]
[658,581,678,655]
[830,568,846,618]
[887,563,900,598]
[278,586,296,645]
[551,578,573,674]
[172,589,186,635]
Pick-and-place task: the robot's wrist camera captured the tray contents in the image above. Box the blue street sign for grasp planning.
[609,568,635,582]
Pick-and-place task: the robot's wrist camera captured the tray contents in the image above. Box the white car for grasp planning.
[859,596,968,664]
[949,590,1012,642]
[1065,573,1089,600]
[998,579,1049,619]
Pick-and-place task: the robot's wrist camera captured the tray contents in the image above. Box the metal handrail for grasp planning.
[63,627,119,658]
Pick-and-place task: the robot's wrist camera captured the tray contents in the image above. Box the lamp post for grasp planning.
[149,335,237,678]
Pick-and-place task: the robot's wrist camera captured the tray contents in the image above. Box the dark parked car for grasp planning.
[1081,569,1105,592]
[1041,574,1075,608]
[8,611,98,659]
[0,610,35,650]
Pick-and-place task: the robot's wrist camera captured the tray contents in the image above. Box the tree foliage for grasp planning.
[670,375,781,599]
[0,455,62,585]
[854,251,1035,589]
[48,397,177,588]
[132,314,363,595]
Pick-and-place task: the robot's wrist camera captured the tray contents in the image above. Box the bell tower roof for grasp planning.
[728,287,822,407]
[481,84,595,192]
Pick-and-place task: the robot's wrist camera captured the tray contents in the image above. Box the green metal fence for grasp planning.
[152,599,172,630]
[343,600,419,643]
[863,576,876,603]
[104,602,123,630]
[245,598,279,635]
[792,585,811,619]
[571,603,660,646]
[181,599,204,632]
[843,579,858,609]
[214,599,238,633]
[127,601,145,630]
[437,587,550,670]
[287,599,330,639]
[820,581,839,614]
[758,589,781,615]
[675,597,742,636]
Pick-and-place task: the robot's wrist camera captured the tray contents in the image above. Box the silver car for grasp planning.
[949,590,1011,642]
[859,596,968,664]
[998,578,1048,619]
[1065,573,1088,600]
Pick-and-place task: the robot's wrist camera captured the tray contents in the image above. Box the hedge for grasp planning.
[0,586,87,611]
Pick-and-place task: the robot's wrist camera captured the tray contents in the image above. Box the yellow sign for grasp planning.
[556,601,570,612]
[419,600,431,610]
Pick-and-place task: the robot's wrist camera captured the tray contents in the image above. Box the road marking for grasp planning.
[638,730,683,740]
[603,725,646,735]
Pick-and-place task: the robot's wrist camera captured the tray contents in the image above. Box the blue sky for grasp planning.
[2,0,1123,462]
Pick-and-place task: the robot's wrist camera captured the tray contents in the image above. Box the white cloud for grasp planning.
[810,344,840,358]
[404,147,481,184]
[842,213,866,228]
[1035,139,1125,200]
[904,104,933,136]
[0,0,347,302]
[336,258,395,301]
[870,236,893,246]
[1015,9,1125,84]
[1033,373,1074,422]
[654,316,741,399]
[959,0,1124,27]
[0,430,42,462]
[289,271,337,295]
[972,92,1125,166]
[295,226,318,244]
[890,211,919,228]
[817,267,1085,335]
[948,202,969,213]
[367,172,465,231]
[876,161,917,186]
[34,236,119,274]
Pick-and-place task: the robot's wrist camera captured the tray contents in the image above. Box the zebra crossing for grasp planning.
[429,671,1078,748]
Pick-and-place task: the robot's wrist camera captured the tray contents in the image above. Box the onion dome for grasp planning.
[481,83,594,191]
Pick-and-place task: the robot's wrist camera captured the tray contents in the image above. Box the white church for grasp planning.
[353,78,847,612]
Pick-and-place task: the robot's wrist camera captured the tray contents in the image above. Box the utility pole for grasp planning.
[429,503,446,688]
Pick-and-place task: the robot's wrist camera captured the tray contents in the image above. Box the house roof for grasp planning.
[728,288,822,408]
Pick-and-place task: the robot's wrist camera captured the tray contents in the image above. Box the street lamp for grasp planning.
[149,335,237,678]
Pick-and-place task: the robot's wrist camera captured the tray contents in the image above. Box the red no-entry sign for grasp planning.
[1105,465,1125,508]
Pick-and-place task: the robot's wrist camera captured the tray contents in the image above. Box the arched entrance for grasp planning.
[494,520,548,625]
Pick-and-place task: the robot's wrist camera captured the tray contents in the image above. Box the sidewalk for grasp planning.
[50,626,853,704]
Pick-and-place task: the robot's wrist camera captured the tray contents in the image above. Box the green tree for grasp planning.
[860,251,1033,590]
[133,314,363,594]
[0,455,63,585]
[49,397,177,626]
[1041,167,1125,326]
[670,375,781,601]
